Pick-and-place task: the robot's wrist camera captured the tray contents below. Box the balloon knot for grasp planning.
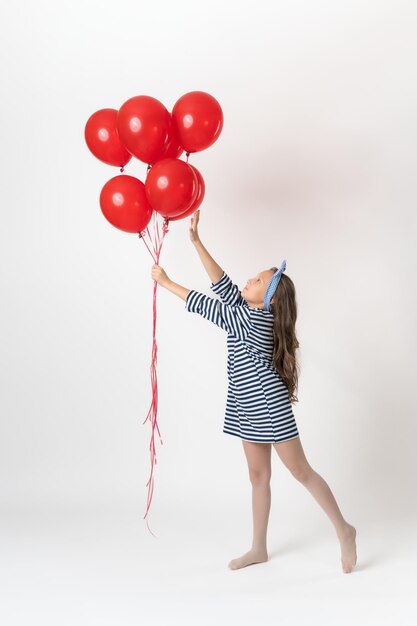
[120,166,124,173]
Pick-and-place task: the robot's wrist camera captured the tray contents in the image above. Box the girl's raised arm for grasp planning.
[190,210,224,284]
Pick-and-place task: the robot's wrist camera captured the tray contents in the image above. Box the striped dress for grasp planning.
[185,271,300,444]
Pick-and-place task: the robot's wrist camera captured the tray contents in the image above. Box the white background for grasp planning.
[1,0,416,624]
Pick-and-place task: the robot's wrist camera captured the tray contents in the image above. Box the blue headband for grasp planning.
[263,259,286,311]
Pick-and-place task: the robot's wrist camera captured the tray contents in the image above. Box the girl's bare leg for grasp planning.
[272,436,357,573]
[228,440,272,570]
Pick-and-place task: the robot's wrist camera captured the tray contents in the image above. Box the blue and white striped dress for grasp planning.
[185,271,300,443]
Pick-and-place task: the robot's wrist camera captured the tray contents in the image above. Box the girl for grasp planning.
[151,209,357,574]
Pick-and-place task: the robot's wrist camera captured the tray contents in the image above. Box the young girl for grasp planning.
[151,209,357,574]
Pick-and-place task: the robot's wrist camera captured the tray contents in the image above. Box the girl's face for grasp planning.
[241,269,275,309]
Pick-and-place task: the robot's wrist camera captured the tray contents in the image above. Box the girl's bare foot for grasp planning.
[228,548,269,570]
[339,523,357,573]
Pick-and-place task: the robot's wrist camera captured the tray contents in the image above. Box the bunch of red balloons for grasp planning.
[84,91,223,233]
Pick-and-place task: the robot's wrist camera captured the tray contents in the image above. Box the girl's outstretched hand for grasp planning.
[189,209,201,245]
[151,264,170,288]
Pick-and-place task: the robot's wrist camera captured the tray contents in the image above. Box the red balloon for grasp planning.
[84,108,132,167]
[172,91,223,153]
[117,95,171,164]
[145,158,198,219]
[99,175,153,233]
[158,114,184,159]
[168,164,205,221]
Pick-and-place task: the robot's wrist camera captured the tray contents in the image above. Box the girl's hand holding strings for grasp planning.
[151,264,170,288]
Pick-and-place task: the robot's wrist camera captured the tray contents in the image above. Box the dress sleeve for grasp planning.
[185,290,251,340]
[210,271,246,306]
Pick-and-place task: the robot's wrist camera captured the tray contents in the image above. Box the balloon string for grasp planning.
[139,233,157,263]
[147,221,158,257]
[156,214,160,245]
[138,213,170,537]
[153,212,160,251]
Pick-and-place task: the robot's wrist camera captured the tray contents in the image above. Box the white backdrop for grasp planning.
[1,1,416,625]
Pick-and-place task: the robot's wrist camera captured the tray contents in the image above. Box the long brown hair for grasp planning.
[268,267,300,404]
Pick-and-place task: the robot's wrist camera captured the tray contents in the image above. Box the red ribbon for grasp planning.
[138,211,170,537]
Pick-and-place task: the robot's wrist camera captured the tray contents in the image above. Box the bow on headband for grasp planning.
[263,259,286,311]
